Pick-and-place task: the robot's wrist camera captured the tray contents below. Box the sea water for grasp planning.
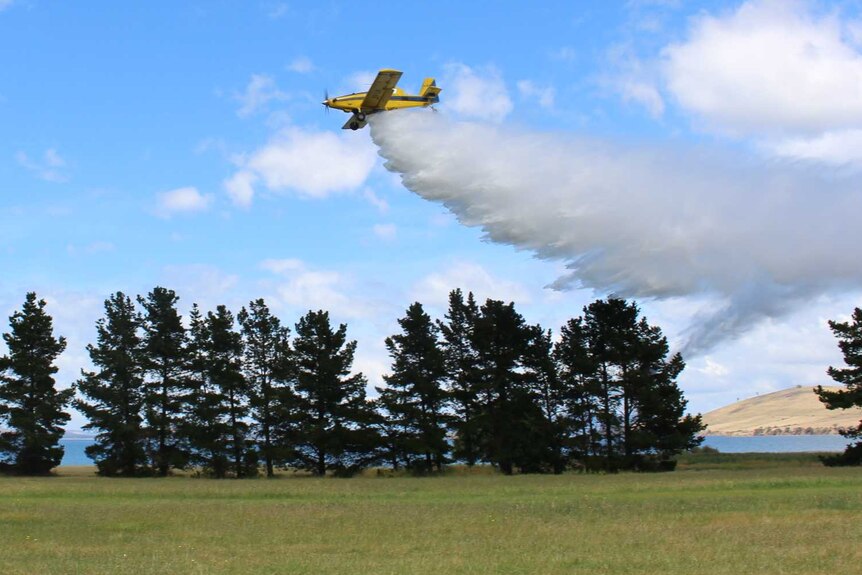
[700,434,851,453]
[57,435,853,466]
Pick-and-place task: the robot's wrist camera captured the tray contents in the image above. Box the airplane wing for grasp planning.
[360,69,402,110]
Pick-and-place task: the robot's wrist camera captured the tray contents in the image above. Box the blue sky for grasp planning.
[3,0,862,428]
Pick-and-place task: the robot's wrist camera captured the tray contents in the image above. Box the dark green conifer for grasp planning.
[184,304,232,477]
[438,289,481,465]
[574,298,703,471]
[817,307,862,465]
[291,310,379,476]
[470,299,546,474]
[238,299,292,477]
[207,305,253,477]
[74,292,147,476]
[138,287,189,476]
[0,293,73,475]
[377,302,449,472]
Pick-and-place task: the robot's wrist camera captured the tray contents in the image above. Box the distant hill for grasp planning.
[62,429,96,440]
[702,386,861,436]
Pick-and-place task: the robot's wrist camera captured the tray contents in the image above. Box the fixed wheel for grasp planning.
[350,122,360,130]
[356,112,366,121]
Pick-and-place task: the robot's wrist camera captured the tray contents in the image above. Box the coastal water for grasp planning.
[60,439,95,466]
[58,435,854,466]
[700,434,851,453]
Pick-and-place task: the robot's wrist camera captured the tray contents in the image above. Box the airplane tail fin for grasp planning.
[420,78,441,100]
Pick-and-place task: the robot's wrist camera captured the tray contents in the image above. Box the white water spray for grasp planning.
[370,110,862,355]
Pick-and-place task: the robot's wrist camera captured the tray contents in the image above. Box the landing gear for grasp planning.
[354,111,366,122]
[349,121,360,130]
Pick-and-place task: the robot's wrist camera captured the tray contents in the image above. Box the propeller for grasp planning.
[322,89,330,115]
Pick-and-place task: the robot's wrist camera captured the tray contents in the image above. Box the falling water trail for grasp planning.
[369,110,862,355]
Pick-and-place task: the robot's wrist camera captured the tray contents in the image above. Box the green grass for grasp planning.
[1,456,861,574]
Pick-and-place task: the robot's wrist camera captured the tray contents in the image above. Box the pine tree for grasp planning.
[238,299,292,477]
[291,310,379,476]
[554,317,601,461]
[575,298,703,471]
[816,307,862,465]
[377,302,449,472]
[184,304,232,477]
[580,298,637,469]
[0,293,73,475]
[138,287,189,476]
[470,298,546,475]
[438,289,481,465]
[628,318,703,468]
[524,327,569,473]
[206,305,253,477]
[74,292,147,476]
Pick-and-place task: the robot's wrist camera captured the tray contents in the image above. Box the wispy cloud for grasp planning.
[372,223,397,241]
[265,2,288,19]
[517,80,555,109]
[287,56,315,74]
[410,260,531,309]
[363,188,389,213]
[156,186,213,217]
[235,74,288,118]
[443,63,513,122]
[15,148,69,182]
[261,258,378,319]
[550,46,577,62]
[66,241,116,256]
[0,1,13,13]
[602,44,665,118]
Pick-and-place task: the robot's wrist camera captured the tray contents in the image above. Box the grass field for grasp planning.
[1,455,861,574]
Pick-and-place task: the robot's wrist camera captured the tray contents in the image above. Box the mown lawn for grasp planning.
[1,456,860,574]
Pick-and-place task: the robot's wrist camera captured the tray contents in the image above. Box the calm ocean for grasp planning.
[57,435,853,466]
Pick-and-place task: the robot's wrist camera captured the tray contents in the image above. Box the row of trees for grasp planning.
[0,288,706,476]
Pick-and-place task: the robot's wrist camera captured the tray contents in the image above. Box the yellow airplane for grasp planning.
[322,69,441,130]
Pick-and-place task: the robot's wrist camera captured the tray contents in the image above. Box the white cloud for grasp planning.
[443,63,513,122]
[224,170,257,207]
[617,78,665,118]
[15,148,69,182]
[604,44,665,118]
[261,258,376,319]
[698,357,729,377]
[372,223,397,240]
[226,127,377,203]
[410,261,531,309]
[765,129,862,166]
[159,264,241,312]
[235,74,288,118]
[663,0,862,136]
[287,56,315,74]
[363,188,389,213]
[156,186,212,217]
[517,80,555,109]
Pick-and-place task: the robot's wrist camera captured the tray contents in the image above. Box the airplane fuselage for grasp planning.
[322,70,441,129]
[324,88,439,115]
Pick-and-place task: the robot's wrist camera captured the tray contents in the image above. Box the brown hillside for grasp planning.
[702,386,861,436]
